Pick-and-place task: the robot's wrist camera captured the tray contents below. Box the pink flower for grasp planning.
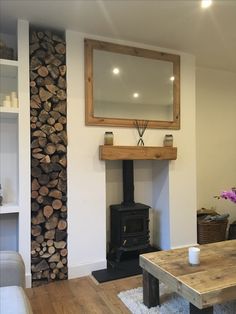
[220,188,236,204]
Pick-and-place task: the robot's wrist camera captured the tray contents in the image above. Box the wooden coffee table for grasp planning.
[140,240,236,313]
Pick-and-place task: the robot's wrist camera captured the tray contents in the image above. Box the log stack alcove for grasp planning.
[30,28,67,286]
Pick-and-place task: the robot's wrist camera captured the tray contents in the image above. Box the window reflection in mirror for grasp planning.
[85,39,180,129]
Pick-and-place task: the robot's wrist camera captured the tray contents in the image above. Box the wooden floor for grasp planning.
[25,275,142,314]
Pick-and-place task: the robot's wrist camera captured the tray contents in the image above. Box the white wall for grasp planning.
[196,67,236,223]
[151,53,197,249]
[66,30,197,278]
[67,31,107,277]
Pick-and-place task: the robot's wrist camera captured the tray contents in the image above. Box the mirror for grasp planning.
[85,38,180,129]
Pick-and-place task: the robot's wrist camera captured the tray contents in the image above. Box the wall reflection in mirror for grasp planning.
[85,39,180,129]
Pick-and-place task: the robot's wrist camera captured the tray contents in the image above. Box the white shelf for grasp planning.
[0,58,18,109]
[0,59,18,78]
[0,107,19,118]
[0,20,31,286]
[0,203,20,214]
[0,59,18,67]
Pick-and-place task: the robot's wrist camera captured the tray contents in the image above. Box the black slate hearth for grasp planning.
[92,247,158,283]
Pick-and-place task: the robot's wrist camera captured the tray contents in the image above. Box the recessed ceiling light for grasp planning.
[133,92,139,98]
[112,67,120,74]
[201,0,212,9]
[170,76,175,81]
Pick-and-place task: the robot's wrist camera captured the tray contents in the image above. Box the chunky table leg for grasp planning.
[142,269,160,308]
[190,303,213,314]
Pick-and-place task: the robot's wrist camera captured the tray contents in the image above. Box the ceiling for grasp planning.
[0,0,236,73]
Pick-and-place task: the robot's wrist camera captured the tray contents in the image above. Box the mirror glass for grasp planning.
[85,39,180,129]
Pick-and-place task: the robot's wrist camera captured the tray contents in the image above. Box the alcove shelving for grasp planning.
[0,59,18,106]
[0,20,31,286]
[0,53,19,212]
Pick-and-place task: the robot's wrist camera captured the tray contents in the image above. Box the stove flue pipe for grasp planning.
[122,160,135,206]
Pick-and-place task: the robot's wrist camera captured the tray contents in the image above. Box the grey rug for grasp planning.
[118,283,236,313]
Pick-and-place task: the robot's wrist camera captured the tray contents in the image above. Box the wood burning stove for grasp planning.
[109,160,150,262]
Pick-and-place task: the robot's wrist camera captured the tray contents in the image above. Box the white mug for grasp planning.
[188,247,200,266]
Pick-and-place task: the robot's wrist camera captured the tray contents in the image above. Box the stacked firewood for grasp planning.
[30,29,67,286]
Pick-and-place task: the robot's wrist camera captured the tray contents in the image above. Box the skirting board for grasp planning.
[25,273,32,288]
[68,260,107,279]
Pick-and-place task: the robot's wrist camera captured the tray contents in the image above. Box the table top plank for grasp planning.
[140,240,236,309]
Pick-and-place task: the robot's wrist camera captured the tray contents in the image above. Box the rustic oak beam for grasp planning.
[99,145,177,160]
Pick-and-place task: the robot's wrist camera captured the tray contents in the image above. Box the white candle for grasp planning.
[188,247,200,266]
[3,100,11,107]
[11,92,17,100]
[11,98,18,108]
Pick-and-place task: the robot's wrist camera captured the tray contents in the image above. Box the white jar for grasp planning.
[163,134,173,147]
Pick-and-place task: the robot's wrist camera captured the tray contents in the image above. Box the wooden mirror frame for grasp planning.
[84,38,180,129]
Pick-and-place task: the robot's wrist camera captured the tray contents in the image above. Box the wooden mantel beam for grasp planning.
[99,145,177,161]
